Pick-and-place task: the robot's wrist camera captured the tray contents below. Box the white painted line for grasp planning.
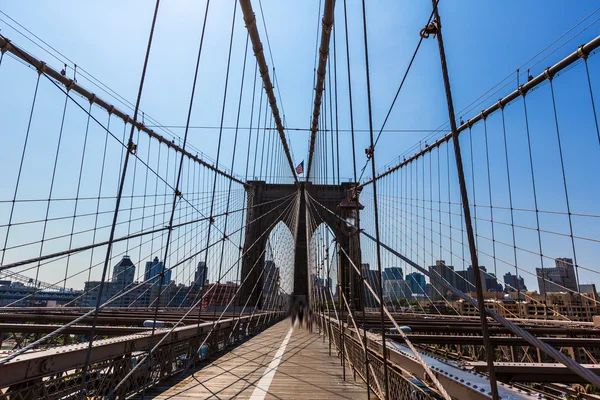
[249,328,293,400]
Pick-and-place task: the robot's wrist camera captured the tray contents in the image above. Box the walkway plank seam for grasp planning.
[137,321,369,399]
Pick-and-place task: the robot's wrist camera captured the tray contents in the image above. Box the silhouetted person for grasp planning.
[290,305,297,328]
[298,303,304,328]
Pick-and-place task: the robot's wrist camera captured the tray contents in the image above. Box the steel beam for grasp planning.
[323,314,530,400]
[305,0,335,181]
[390,334,600,347]
[0,312,280,387]
[0,323,149,336]
[470,362,600,383]
[360,34,600,187]
[0,35,246,186]
[238,0,298,182]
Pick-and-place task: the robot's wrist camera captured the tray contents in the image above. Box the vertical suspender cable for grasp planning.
[79,0,161,396]
[152,0,212,340]
[359,0,389,398]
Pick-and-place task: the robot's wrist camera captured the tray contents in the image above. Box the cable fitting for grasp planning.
[420,21,439,39]
[66,79,76,92]
[0,38,11,54]
[175,190,182,199]
[37,61,47,76]
[544,67,554,81]
[322,19,333,34]
[244,14,257,30]
[365,146,374,160]
[577,44,588,60]
[518,85,528,97]
[89,94,96,104]
[209,216,215,224]
[127,140,137,155]
[497,98,505,110]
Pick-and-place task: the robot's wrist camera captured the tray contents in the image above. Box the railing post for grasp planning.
[427,2,499,399]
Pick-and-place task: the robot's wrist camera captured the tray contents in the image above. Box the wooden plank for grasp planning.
[140,321,369,399]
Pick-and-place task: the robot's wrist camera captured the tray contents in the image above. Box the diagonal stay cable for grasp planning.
[107,192,298,396]
[0,193,294,366]
[309,191,600,388]
[357,0,439,183]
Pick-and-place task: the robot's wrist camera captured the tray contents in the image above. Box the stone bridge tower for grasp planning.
[240,181,363,311]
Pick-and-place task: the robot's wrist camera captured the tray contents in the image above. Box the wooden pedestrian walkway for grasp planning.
[142,320,369,399]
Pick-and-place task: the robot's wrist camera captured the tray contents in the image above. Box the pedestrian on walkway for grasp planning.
[298,302,304,328]
[290,305,297,328]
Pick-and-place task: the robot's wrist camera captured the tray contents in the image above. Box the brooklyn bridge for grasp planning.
[1,0,600,399]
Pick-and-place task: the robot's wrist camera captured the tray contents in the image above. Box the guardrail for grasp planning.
[0,311,285,399]
[315,313,436,399]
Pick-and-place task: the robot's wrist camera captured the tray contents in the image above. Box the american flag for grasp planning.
[295,161,304,174]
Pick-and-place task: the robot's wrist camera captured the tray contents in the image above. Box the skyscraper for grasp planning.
[484,271,503,293]
[112,255,135,285]
[195,261,208,289]
[382,267,404,299]
[429,260,456,300]
[384,279,411,299]
[537,257,578,295]
[455,269,470,293]
[466,265,487,293]
[503,272,527,292]
[361,263,380,307]
[263,260,280,295]
[144,257,171,284]
[406,272,426,295]
[382,267,403,281]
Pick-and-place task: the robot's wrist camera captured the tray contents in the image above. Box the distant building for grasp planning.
[484,270,503,293]
[537,257,578,295]
[194,261,208,289]
[580,284,599,301]
[455,269,470,293]
[406,272,426,295]
[466,265,487,293]
[84,256,152,308]
[429,260,456,300]
[202,282,239,309]
[82,281,152,308]
[384,279,411,299]
[361,263,381,308]
[263,260,280,296]
[112,255,136,286]
[0,284,82,307]
[144,257,171,285]
[382,267,405,299]
[504,272,527,293]
[455,291,599,323]
[382,267,403,281]
[164,283,193,308]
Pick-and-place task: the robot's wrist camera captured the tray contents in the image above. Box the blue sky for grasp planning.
[1,1,598,177]
[0,1,599,294]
